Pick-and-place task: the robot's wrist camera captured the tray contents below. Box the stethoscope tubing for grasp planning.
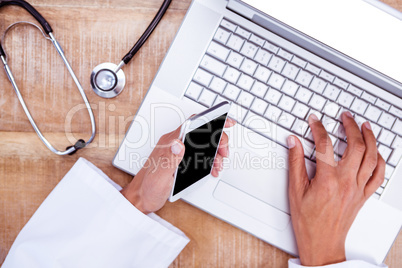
[0,0,96,155]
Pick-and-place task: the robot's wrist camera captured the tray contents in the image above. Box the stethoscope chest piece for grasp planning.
[90,62,125,98]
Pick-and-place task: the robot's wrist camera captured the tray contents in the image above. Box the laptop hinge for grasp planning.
[226,0,402,97]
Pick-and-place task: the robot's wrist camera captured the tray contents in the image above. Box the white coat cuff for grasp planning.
[288,259,388,268]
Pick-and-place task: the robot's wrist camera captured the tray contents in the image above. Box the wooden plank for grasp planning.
[1,0,401,266]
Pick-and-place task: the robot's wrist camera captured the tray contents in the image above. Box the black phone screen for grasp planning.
[173,114,227,196]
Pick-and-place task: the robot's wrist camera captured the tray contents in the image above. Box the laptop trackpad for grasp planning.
[213,181,290,231]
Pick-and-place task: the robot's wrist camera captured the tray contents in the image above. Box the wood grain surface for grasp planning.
[0,0,401,267]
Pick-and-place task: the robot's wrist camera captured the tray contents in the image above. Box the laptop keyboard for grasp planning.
[184,18,402,198]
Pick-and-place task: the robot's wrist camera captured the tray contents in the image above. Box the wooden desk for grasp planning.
[1,0,401,266]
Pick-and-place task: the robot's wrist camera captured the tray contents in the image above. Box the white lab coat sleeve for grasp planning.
[2,157,189,268]
[288,259,388,268]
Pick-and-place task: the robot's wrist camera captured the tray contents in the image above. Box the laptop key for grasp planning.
[263,41,279,54]
[227,34,244,52]
[223,84,241,101]
[278,111,296,129]
[254,49,272,66]
[220,19,237,32]
[364,105,382,122]
[193,68,213,87]
[253,65,271,83]
[319,70,335,83]
[281,80,299,96]
[292,102,309,119]
[200,55,227,77]
[384,164,395,179]
[337,91,354,108]
[264,105,282,122]
[370,122,382,138]
[378,112,396,129]
[250,81,268,98]
[361,91,377,104]
[240,41,258,59]
[264,88,282,105]
[235,26,251,39]
[378,144,392,162]
[333,77,349,89]
[214,28,231,45]
[240,58,258,76]
[388,148,402,167]
[236,91,254,108]
[291,56,307,68]
[305,63,321,75]
[295,70,313,87]
[295,87,313,104]
[323,84,341,101]
[309,77,327,94]
[237,74,255,91]
[213,95,228,106]
[199,88,217,107]
[250,34,265,46]
[226,51,244,69]
[223,67,241,84]
[250,98,268,115]
[281,63,300,80]
[347,85,363,97]
[291,119,309,136]
[207,41,230,62]
[185,82,203,100]
[378,129,396,147]
[350,98,368,115]
[309,94,326,111]
[278,95,296,112]
[268,56,286,73]
[322,101,340,118]
[267,73,285,90]
[277,48,293,61]
[375,98,391,111]
[210,77,227,94]
[389,106,402,118]
[392,119,402,136]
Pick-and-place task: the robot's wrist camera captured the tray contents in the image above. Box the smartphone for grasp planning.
[169,101,231,202]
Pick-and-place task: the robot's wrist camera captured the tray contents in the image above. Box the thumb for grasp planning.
[168,139,185,172]
[287,136,309,195]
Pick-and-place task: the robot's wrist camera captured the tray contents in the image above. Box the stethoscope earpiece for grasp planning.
[90,62,126,98]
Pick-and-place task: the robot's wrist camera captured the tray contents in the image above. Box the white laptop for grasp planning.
[114,0,402,264]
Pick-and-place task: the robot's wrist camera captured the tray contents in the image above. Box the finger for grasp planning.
[211,154,224,177]
[287,136,309,198]
[225,118,236,128]
[364,152,385,199]
[152,139,185,177]
[357,122,378,186]
[341,112,366,170]
[308,114,335,168]
[217,132,229,157]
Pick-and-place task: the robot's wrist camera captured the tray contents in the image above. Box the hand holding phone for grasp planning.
[121,102,234,213]
[169,102,232,202]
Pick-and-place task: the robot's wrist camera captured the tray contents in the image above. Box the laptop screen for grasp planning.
[240,0,402,84]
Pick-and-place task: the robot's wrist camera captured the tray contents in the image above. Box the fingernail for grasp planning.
[364,121,372,130]
[344,111,353,118]
[171,140,182,155]
[287,136,296,149]
[308,113,318,124]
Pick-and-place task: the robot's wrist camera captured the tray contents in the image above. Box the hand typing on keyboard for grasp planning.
[287,112,385,266]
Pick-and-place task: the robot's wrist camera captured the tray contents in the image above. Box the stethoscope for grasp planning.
[90,0,172,98]
[0,0,96,155]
